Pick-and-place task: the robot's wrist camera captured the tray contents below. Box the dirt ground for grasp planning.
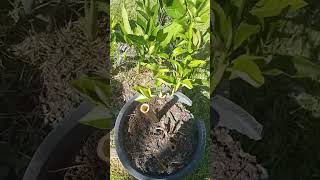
[0,10,109,178]
[210,128,268,180]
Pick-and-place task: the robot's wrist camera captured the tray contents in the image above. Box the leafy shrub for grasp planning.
[211,0,320,116]
[211,0,320,91]
[113,0,210,102]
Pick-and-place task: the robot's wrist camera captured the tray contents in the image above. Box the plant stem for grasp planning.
[140,103,159,123]
[211,57,227,94]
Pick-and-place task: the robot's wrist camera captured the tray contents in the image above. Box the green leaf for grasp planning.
[134,24,145,36]
[182,68,192,77]
[157,75,175,86]
[251,0,307,19]
[159,68,170,73]
[263,68,285,76]
[79,106,113,129]
[197,0,210,21]
[212,2,230,42]
[156,29,168,43]
[181,79,193,89]
[137,13,148,30]
[151,3,159,16]
[291,56,320,79]
[211,59,227,94]
[161,21,184,47]
[158,52,169,59]
[133,85,153,98]
[192,30,199,47]
[233,23,260,50]
[230,55,265,87]
[172,47,187,57]
[136,1,144,9]
[146,18,155,36]
[231,0,245,19]
[71,76,111,105]
[164,0,187,19]
[135,94,150,103]
[174,81,181,92]
[168,59,183,75]
[121,4,133,34]
[127,34,145,45]
[266,56,320,80]
[188,60,206,68]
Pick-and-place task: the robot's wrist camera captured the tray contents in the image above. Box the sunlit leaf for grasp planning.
[79,106,113,129]
[164,0,187,19]
[181,79,193,89]
[189,60,206,68]
[121,4,133,34]
[230,55,265,87]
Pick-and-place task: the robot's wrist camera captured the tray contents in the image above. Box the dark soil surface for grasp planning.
[210,128,267,180]
[62,131,108,180]
[123,96,196,175]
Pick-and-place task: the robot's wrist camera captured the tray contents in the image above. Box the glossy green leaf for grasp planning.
[265,56,320,80]
[174,81,181,92]
[188,60,206,68]
[233,23,260,50]
[161,21,184,47]
[251,0,307,18]
[135,94,150,102]
[157,75,175,86]
[133,85,153,98]
[168,59,183,75]
[137,13,148,30]
[134,25,145,36]
[71,76,111,105]
[197,0,210,21]
[172,47,187,57]
[127,34,145,45]
[212,2,230,42]
[156,29,168,43]
[230,55,265,87]
[192,30,199,47]
[263,68,284,76]
[158,52,169,59]
[79,106,113,129]
[121,4,133,34]
[164,0,187,19]
[181,79,193,89]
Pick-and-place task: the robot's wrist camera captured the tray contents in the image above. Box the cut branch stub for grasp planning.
[140,103,159,123]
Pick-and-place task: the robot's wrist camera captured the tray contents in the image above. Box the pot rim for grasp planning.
[22,102,99,180]
[114,93,206,180]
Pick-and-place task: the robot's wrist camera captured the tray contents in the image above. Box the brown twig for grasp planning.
[48,164,96,173]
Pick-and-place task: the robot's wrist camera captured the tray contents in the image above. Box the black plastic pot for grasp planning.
[114,92,206,180]
[23,102,108,180]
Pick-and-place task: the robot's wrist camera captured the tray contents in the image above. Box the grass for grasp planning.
[184,69,210,180]
[110,158,134,180]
